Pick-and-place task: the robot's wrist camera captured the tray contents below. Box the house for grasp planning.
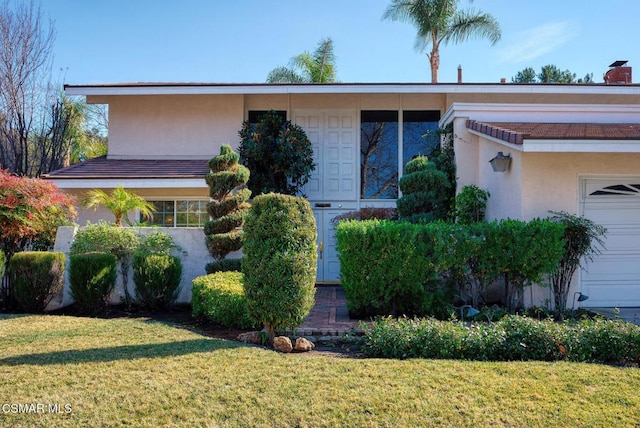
[46,71,640,308]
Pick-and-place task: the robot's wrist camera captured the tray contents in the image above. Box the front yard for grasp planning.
[1,315,639,427]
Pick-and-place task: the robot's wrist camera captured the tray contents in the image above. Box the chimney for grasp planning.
[457,65,463,84]
[500,77,506,84]
[604,60,632,84]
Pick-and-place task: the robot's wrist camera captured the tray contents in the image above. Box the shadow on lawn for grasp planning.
[0,338,249,366]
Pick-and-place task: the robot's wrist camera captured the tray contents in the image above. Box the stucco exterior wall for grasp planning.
[107,95,244,159]
[50,226,213,310]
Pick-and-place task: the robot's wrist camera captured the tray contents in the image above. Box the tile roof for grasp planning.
[43,156,210,179]
[466,120,640,144]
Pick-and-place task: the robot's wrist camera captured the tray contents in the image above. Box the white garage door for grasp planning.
[580,178,640,307]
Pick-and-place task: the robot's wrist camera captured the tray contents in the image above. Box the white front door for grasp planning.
[294,109,357,282]
[580,178,640,307]
[293,109,357,201]
[313,210,344,283]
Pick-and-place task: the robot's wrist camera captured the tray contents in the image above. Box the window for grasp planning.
[360,111,399,199]
[247,110,287,124]
[143,200,209,227]
[360,110,440,200]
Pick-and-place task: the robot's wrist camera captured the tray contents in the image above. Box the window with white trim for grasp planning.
[142,200,209,227]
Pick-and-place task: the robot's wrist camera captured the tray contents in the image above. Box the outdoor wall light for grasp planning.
[489,151,512,172]
[459,305,480,320]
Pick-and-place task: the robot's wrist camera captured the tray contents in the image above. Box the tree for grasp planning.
[383,0,501,83]
[266,38,337,83]
[82,186,155,227]
[0,169,75,259]
[512,65,594,84]
[0,0,54,176]
[204,145,251,273]
[547,211,606,315]
[238,110,315,196]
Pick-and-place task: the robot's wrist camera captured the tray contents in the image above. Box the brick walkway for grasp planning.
[284,285,362,337]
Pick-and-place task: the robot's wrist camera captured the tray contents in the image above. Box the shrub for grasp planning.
[336,220,444,318]
[0,250,5,280]
[396,156,450,223]
[191,272,258,329]
[204,145,251,268]
[242,193,317,340]
[9,252,65,313]
[361,315,640,364]
[69,252,117,315]
[546,211,606,313]
[132,254,182,311]
[239,110,315,196]
[205,258,242,274]
[453,185,490,224]
[71,222,139,305]
[331,207,397,223]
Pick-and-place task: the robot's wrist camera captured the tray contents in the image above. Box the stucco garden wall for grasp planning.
[49,226,216,310]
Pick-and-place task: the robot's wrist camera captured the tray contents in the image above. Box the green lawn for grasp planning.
[1,315,639,427]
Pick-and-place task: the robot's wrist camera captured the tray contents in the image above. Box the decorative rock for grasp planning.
[237,331,263,344]
[273,336,293,353]
[294,337,315,352]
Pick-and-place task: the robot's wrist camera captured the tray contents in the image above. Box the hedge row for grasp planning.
[361,315,640,364]
[9,251,65,313]
[336,219,565,318]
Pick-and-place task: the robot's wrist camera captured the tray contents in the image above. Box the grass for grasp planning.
[1,315,639,427]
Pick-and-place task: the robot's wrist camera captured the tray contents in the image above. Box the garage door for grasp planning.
[580,178,640,307]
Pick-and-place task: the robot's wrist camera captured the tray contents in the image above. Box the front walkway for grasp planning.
[282,285,362,337]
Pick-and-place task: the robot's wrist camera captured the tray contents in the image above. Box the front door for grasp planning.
[313,210,344,283]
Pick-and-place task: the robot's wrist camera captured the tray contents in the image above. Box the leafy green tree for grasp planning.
[0,170,75,260]
[512,65,594,84]
[82,186,155,227]
[238,110,315,196]
[266,38,337,83]
[383,0,501,83]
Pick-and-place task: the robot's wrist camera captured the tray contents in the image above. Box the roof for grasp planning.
[64,81,640,97]
[43,156,210,179]
[466,120,640,144]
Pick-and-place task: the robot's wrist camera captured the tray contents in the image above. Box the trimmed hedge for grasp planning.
[132,254,182,311]
[361,316,640,364]
[69,252,117,315]
[205,258,242,274]
[191,271,258,329]
[336,219,565,316]
[335,220,443,318]
[242,193,317,339]
[9,251,65,313]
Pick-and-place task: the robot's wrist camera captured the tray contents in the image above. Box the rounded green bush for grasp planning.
[69,252,117,315]
[205,258,242,274]
[242,193,317,339]
[132,254,182,311]
[191,271,258,329]
[9,251,65,313]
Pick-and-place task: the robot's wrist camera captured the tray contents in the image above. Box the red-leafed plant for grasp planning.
[0,170,76,259]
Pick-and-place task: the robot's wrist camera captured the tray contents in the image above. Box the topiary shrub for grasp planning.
[132,254,182,311]
[71,222,139,305]
[69,252,117,315]
[9,251,65,313]
[396,155,450,223]
[242,193,317,341]
[191,271,258,329]
[204,145,251,273]
[239,110,315,196]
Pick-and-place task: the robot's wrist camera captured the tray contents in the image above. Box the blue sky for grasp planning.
[46,0,639,85]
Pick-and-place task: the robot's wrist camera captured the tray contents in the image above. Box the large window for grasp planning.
[143,200,209,227]
[360,110,440,200]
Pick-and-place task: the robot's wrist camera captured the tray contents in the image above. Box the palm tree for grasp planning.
[383,0,501,83]
[82,186,155,226]
[266,38,337,83]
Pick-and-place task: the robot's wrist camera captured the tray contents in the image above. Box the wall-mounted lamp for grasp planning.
[489,152,512,172]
